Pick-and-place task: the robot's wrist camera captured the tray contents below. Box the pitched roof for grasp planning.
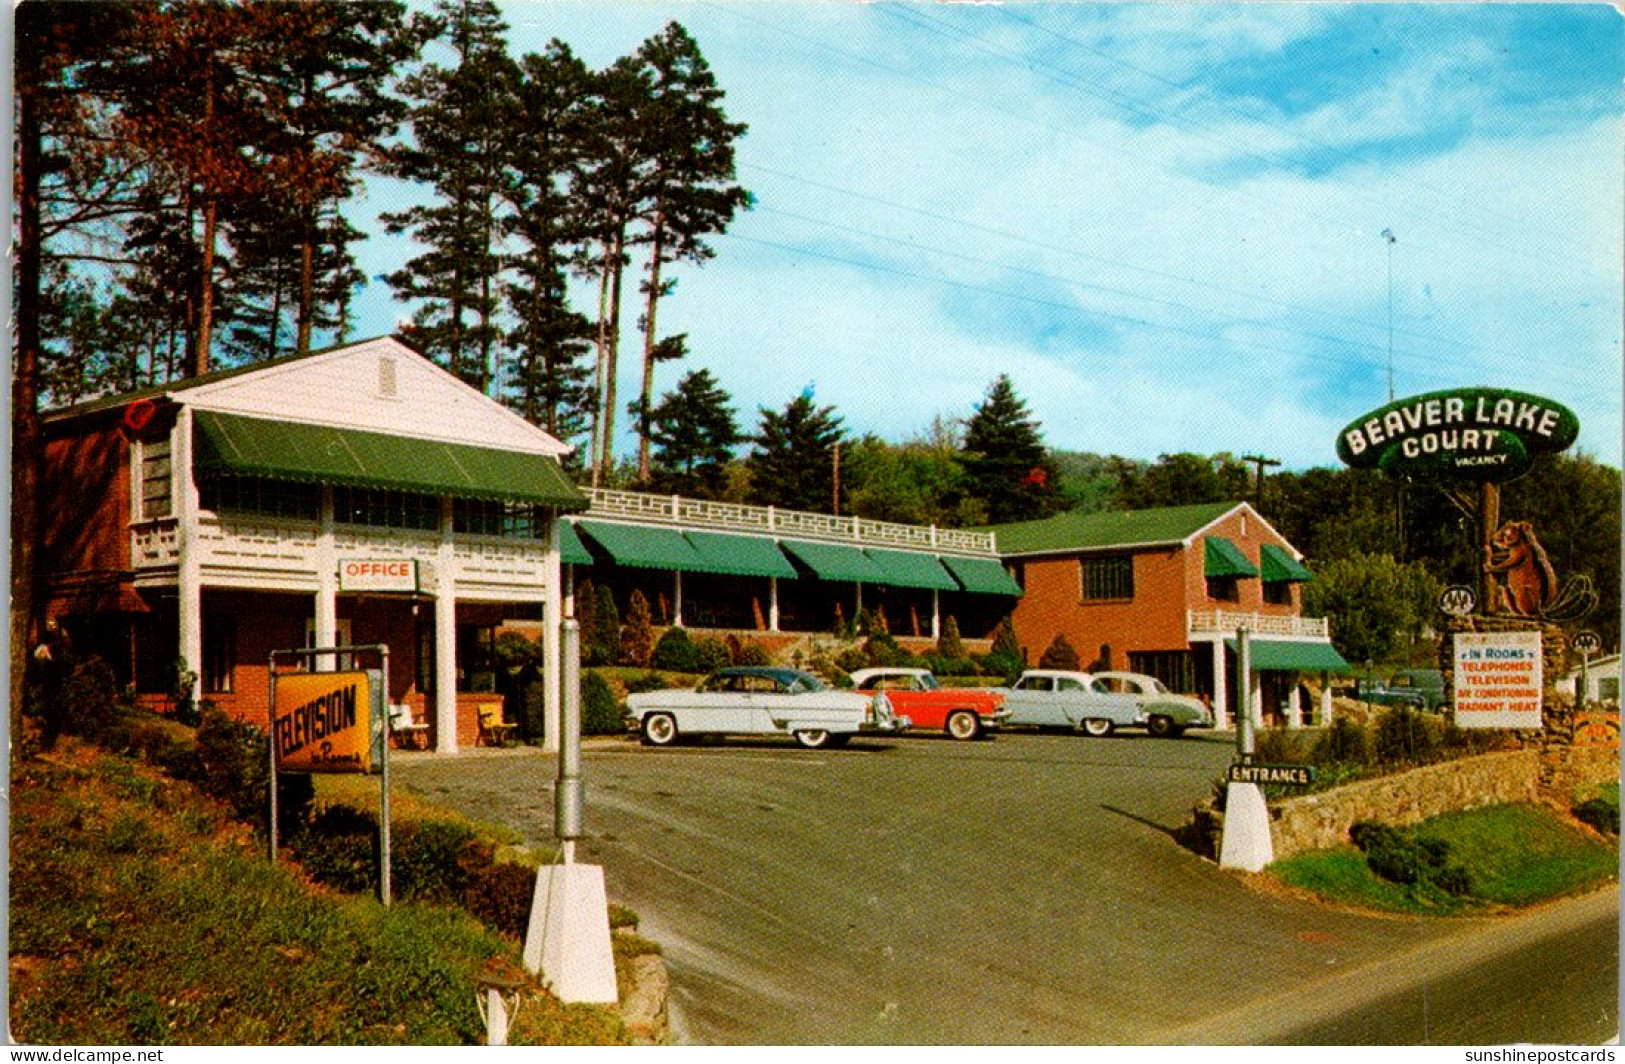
[988,501,1245,557]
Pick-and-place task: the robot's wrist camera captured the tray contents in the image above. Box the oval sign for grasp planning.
[1337,388,1579,482]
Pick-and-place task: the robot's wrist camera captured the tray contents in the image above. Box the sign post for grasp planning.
[1219,627,1275,872]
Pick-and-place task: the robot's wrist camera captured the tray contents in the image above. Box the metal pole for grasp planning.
[557,619,584,864]
[380,646,392,907]
[268,652,279,862]
[1236,626,1254,756]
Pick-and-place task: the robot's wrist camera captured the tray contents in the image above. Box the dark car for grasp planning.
[1354,673,1429,710]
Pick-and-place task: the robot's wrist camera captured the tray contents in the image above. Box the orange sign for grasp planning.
[1572,711,1620,749]
[273,671,375,773]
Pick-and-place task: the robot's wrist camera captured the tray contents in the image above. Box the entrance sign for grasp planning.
[1227,761,1316,786]
[271,669,381,772]
[339,558,419,593]
[1453,631,1543,728]
[1336,388,1579,482]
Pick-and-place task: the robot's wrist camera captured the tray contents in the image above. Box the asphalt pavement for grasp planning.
[393,731,1618,1045]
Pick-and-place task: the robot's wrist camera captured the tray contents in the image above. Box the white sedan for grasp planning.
[625,666,908,749]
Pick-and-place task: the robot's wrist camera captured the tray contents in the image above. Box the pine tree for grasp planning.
[648,368,741,498]
[621,590,655,668]
[747,393,846,512]
[960,375,1063,523]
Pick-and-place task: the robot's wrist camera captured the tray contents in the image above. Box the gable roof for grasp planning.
[989,501,1247,557]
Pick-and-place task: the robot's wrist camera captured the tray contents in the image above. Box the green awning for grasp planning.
[940,555,1024,596]
[193,410,586,509]
[1204,536,1259,578]
[861,548,960,591]
[1225,638,1351,673]
[683,531,799,579]
[1260,543,1314,583]
[576,520,706,571]
[781,539,889,583]
[558,520,593,566]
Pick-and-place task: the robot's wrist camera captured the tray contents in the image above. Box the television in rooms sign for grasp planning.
[1452,631,1542,729]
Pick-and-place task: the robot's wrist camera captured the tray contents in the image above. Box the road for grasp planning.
[394,731,1618,1045]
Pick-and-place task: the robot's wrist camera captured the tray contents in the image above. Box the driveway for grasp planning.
[394,732,1618,1045]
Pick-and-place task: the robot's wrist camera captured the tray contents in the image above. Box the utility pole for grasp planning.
[1382,228,1397,402]
[1240,454,1280,508]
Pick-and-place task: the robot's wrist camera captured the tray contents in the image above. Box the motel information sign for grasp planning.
[1336,388,1579,482]
[272,669,381,773]
[1453,631,1543,729]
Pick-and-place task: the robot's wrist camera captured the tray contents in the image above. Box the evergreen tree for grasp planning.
[647,368,741,498]
[629,23,750,481]
[747,393,846,512]
[621,590,655,667]
[383,0,516,391]
[960,375,1062,523]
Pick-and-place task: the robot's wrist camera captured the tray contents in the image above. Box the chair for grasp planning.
[478,702,515,747]
[389,703,430,749]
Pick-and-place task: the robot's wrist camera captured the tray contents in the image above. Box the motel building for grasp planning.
[37,337,1022,752]
[990,501,1350,729]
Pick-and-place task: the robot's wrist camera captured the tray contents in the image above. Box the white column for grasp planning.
[930,589,941,640]
[1320,672,1334,726]
[768,576,780,632]
[1249,672,1265,731]
[673,571,684,628]
[314,485,338,670]
[1210,639,1229,731]
[435,496,458,753]
[173,407,202,706]
[1287,681,1304,729]
[542,512,563,755]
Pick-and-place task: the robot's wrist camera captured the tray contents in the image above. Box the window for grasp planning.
[334,486,439,531]
[1263,581,1293,606]
[1206,575,1240,602]
[200,474,319,521]
[453,499,546,538]
[1129,651,1196,695]
[140,439,172,519]
[202,617,235,694]
[1081,556,1134,601]
[457,625,497,693]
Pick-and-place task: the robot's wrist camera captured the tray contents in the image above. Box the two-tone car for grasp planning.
[847,667,1009,740]
[625,666,908,749]
[1000,669,1210,738]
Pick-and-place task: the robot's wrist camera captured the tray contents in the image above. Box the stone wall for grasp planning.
[1267,745,1619,860]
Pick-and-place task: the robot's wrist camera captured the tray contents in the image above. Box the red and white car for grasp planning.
[848,667,1009,741]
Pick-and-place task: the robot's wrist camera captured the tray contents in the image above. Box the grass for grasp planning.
[1269,802,1619,916]
[11,739,631,1045]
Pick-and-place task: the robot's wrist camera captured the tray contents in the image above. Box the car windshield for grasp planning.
[918,674,940,691]
[787,674,826,694]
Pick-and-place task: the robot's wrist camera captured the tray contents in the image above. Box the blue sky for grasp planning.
[349,1,1624,471]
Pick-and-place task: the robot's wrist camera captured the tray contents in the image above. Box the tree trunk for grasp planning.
[590,255,613,488]
[296,206,316,356]
[637,211,667,482]
[12,76,45,739]
[600,222,627,484]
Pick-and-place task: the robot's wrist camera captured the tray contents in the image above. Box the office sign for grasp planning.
[339,558,419,593]
[1336,388,1579,482]
[1453,631,1543,729]
[273,670,379,772]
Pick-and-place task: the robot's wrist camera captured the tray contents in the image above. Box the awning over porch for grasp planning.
[780,539,889,584]
[193,410,587,509]
[861,547,959,591]
[558,520,594,566]
[683,530,799,579]
[575,520,706,571]
[939,555,1024,596]
[1224,637,1352,673]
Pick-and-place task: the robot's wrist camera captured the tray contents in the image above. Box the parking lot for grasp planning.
[395,730,1617,1045]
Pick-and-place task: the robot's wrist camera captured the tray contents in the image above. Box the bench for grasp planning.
[389,704,430,749]
[478,702,516,747]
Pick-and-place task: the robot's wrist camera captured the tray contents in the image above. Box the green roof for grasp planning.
[194,410,586,508]
[684,531,799,579]
[861,548,960,591]
[1260,543,1314,583]
[940,555,1024,596]
[558,520,594,566]
[989,501,1240,557]
[1204,536,1259,578]
[1225,638,1351,673]
[576,521,706,571]
[781,540,889,583]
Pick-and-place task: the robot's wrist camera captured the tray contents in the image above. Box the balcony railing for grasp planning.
[1187,609,1330,640]
[584,487,996,556]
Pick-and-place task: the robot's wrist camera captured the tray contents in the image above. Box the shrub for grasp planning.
[392,819,481,903]
[652,627,701,673]
[1038,633,1080,670]
[694,636,732,673]
[464,857,540,939]
[195,706,312,831]
[735,641,772,667]
[1574,795,1619,836]
[581,671,623,736]
[590,585,620,667]
[1349,820,1474,896]
[623,672,668,695]
[58,655,122,738]
[1312,715,1374,769]
[1374,705,1443,767]
[936,616,967,662]
[620,591,654,667]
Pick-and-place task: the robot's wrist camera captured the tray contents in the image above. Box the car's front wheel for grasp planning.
[1146,715,1184,739]
[793,729,833,749]
[945,709,982,741]
[641,712,679,747]
[1080,717,1114,737]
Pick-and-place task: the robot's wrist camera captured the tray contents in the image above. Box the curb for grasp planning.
[617,941,670,1045]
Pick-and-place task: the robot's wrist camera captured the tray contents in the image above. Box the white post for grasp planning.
[673,571,684,628]
[542,512,563,755]
[434,496,458,753]
[930,588,941,641]
[1319,672,1334,726]
[1210,639,1229,731]
[1220,627,1274,872]
[173,407,203,705]
[1287,681,1304,729]
[314,485,337,670]
[768,576,780,633]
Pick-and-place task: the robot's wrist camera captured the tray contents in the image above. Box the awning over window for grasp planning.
[683,530,799,579]
[861,548,960,591]
[1225,638,1351,673]
[940,555,1024,596]
[193,410,587,509]
[781,539,889,583]
[575,520,706,571]
[558,520,594,566]
[1260,543,1314,583]
[1204,536,1259,578]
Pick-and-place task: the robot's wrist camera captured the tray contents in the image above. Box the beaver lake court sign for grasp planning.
[1336,387,1579,482]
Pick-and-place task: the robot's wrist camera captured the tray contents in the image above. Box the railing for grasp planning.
[131,518,181,570]
[1187,609,1330,639]
[585,487,996,556]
